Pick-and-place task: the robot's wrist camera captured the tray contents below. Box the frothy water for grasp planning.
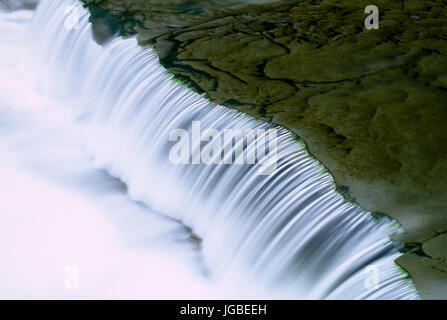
[0,5,214,300]
[1,0,419,299]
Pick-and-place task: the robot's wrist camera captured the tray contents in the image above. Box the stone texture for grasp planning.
[80,0,447,299]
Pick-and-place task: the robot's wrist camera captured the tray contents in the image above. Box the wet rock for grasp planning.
[90,17,117,45]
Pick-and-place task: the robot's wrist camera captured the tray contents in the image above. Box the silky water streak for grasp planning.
[25,0,419,299]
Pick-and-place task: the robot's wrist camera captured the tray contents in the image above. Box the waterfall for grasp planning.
[21,0,418,299]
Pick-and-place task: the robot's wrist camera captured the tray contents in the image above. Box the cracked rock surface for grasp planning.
[81,0,447,299]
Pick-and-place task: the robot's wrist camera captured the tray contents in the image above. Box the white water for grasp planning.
[0,5,214,300]
[0,0,419,299]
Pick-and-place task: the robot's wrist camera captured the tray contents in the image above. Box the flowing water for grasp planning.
[0,0,419,299]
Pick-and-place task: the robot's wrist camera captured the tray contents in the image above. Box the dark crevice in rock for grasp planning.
[400,242,431,258]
